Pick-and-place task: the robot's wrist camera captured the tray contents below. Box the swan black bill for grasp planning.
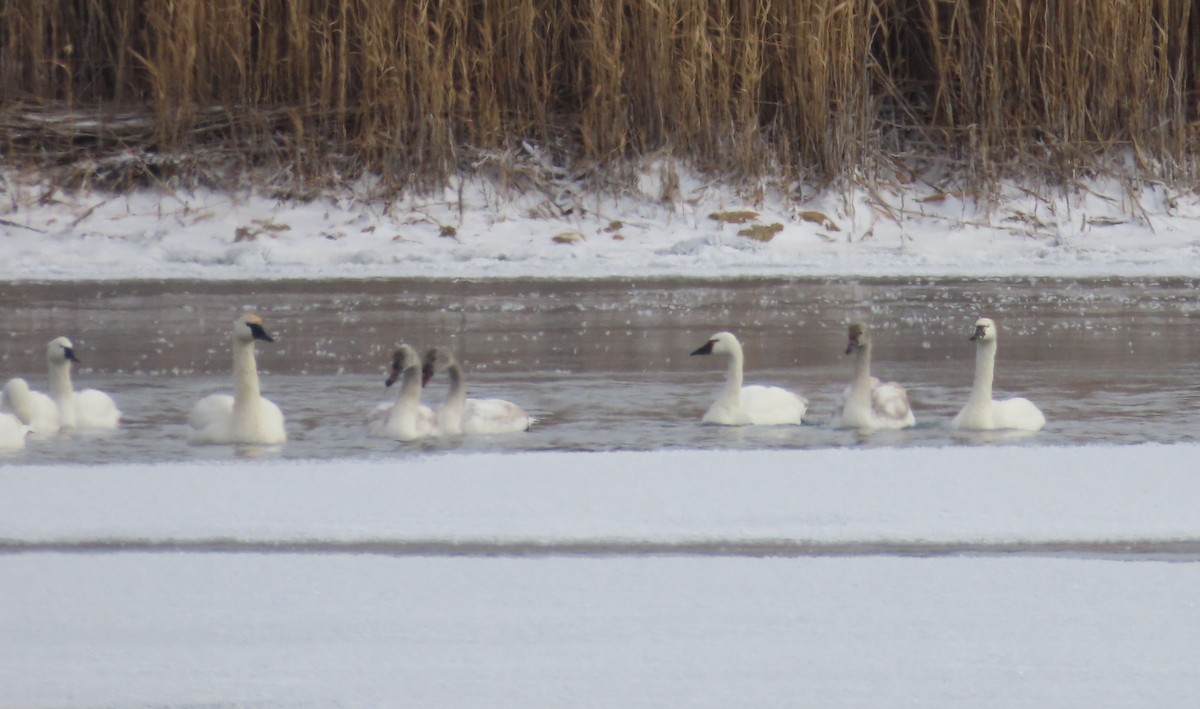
[385,368,400,387]
[690,340,716,356]
[62,346,80,363]
[970,325,986,341]
[421,365,434,387]
[248,323,275,343]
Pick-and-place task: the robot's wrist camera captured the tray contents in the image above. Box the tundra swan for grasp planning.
[421,346,533,435]
[366,345,438,441]
[835,323,915,431]
[0,412,29,450]
[1,377,60,435]
[951,317,1045,432]
[44,337,122,430]
[188,314,287,445]
[690,331,807,425]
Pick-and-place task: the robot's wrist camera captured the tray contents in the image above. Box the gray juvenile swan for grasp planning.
[950,317,1045,432]
[188,314,287,445]
[421,346,533,435]
[835,323,915,431]
[690,331,807,425]
[366,345,438,441]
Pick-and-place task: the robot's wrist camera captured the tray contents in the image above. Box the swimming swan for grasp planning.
[188,314,287,445]
[421,346,534,435]
[951,317,1045,432]
[1,377,60,435]
[690,331,807,425]
[0,412,29,450]
[835,323,915,431]
[366,345,438,441]
[44,337,122,430]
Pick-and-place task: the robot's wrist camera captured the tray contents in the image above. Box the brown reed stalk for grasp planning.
[0,0,1195,192]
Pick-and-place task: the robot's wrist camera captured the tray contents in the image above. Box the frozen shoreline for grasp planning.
[4,170,1200,281]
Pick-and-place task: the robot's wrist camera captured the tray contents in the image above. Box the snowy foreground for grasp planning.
[5,170,1200,281]
[3,445,1199,707]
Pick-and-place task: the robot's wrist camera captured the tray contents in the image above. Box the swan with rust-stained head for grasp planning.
[188,314,287,445]
[690,331,807,426]
[366,344,438,441]
[951,317,1045,432]
[421,346,533,435]
[835,323,915,431]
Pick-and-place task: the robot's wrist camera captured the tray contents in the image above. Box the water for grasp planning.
[2,277,1199,463]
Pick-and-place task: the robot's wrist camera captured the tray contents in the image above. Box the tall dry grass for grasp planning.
[0,0,1196,191]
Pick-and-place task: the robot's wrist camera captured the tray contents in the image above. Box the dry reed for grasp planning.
[0,0,1196,192]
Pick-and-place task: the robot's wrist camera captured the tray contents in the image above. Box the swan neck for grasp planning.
[852,343,872,385]
[48,359,74,402]
[446,362,467,408]
[232,339,262,405]
[396,366,423,417]
[722,344,744,400]
[970,340,996,402]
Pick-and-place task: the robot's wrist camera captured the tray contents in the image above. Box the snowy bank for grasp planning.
[4,171,1200,281]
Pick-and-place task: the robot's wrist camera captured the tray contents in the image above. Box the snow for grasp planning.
[3,446,1200,707]
[2,446,1198,547]
[4,168,1200,281]
[4,166,1200,706]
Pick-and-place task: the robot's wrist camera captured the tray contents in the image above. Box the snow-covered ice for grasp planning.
[3,446,1200,707]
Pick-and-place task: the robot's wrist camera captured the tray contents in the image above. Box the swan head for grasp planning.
[970,317,997,343]
[421,346,457,386]
[691,331,740,357]
[46,337,80,366]
[845,323,871,355]
[385,344,421,387]
[234,313,275,344]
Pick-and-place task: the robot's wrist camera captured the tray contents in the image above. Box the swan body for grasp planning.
[951,318,1045,432]
[835,323,915,431]
[366,345,438,441]
[690,331,807,426]
[421,347,533,435]
[0,412,29,450]
[43,337,121,430]
[188,314,287,445]
[1,377,60,435]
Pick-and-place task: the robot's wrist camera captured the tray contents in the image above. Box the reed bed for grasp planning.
[1,0,1196,192]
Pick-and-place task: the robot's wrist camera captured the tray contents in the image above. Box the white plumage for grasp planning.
[690,331,806,426]
[188,314,287,445]
[0,412,29,450]
[421,346,533,436]
[951,317,1046,432]
[835,323,915,431]
[366,344,438,441]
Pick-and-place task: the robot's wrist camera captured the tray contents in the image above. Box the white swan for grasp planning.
[690,331,807,425]
[951,317,1046,432]
[0,412,29,450]
[835,323,915,431]
[188,314,287,445]
[366,345,438,441]
[421,346,534,435]
[1,377,60,435]
[43,337,122,430]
